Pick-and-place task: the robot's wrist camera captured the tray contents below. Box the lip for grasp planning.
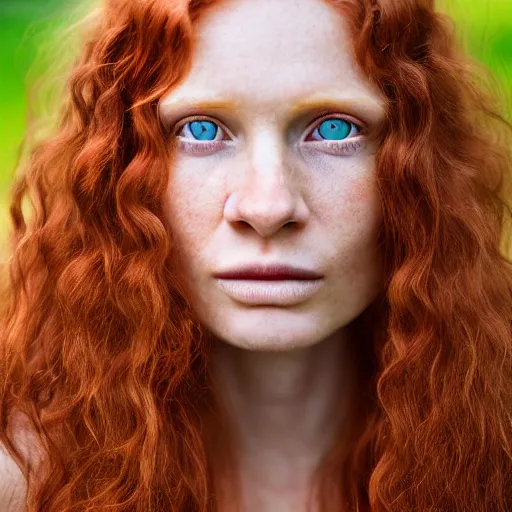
[213,263,323,280]
[215,278,324,306]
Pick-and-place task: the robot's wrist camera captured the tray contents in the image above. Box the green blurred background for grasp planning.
[0,0,511,253]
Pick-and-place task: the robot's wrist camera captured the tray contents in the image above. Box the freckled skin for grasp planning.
[161,0,386,351]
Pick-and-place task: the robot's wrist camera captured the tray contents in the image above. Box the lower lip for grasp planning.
[215,278,324,305]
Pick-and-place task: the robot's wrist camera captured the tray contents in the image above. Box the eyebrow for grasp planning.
[286,96,385,125]
[159,98,243,123]
[159,94,386,126]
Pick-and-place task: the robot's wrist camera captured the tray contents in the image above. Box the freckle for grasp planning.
[346,177,374,204]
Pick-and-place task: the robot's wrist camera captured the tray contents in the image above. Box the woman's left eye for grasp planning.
[307,117,361,141]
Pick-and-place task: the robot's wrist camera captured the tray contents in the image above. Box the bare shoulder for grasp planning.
[0,442,27,512]
[0,410,44,512]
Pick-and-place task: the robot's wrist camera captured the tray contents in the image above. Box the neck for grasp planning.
[209,328,357,510]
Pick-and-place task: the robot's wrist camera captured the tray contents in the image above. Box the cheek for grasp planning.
[302,146,380,209]
[165,170,208,259]
[312,167,382,276]
[165,156,223,233]
[345,171,379,205]
[342,179,383,287]
[345,174,382,233]
[345,176,381,254]
[308,156,381,235]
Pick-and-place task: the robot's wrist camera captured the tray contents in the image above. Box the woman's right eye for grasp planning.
[169,115,232,155]
[182,121,222,141]
[172,117,232,154]
[178,119,226,141]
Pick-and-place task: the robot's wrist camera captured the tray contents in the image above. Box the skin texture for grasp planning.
[160,0,387,508]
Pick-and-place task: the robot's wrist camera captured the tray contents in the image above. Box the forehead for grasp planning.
[161,0,384,114]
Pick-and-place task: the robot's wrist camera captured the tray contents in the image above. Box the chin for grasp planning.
[203,306,343,351]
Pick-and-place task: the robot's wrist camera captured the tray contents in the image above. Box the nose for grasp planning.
[223,140,310,238]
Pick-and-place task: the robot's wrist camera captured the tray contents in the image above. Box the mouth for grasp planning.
[213,263,323,281]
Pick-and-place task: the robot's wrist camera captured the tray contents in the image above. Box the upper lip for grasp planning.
[213,263,323,280]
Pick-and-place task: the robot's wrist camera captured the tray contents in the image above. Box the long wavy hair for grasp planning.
[1,0,512,510]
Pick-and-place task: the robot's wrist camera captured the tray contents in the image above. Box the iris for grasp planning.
[188,120,218,140]
[317,119,351,140]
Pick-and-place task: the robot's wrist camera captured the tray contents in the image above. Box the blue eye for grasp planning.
[316,118,352,140]
[174,115,362,157]
[185,120,219,141]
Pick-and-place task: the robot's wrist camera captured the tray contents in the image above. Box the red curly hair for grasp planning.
[1,0,512,510]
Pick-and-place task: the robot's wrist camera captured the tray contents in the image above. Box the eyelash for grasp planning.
[172,113,365,156]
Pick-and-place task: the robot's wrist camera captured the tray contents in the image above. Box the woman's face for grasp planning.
[160,0,387,351]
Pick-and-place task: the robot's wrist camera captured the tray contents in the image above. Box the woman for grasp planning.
[1,0,511,510]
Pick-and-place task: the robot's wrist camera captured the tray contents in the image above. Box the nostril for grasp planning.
[231,220,251,231]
